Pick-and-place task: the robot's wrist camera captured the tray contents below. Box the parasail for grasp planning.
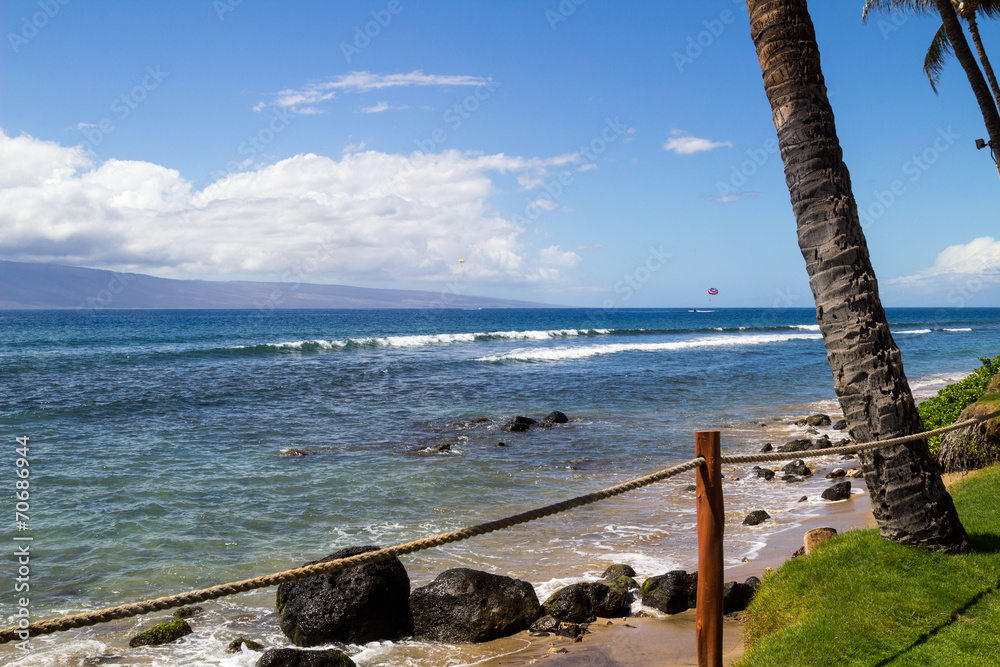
[707,288,719,296]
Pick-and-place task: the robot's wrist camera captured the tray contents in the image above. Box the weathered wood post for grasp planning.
[696,430,724,667]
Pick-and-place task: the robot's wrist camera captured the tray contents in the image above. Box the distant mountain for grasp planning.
[0,261,558,310]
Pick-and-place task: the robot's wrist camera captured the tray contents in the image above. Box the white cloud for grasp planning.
[257,70,490,114]
[529,198,559,212]
[889,237,1000,286]
[342,140,367,153]
[361,101,389,113]
[0,130,579,287]
[539,245,581,268]
[709,191,759,204]
[663,129,732,155]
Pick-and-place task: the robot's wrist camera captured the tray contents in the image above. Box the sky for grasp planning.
[1,0,998,308]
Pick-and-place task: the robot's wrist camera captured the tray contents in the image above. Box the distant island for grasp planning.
[0,261,559,310]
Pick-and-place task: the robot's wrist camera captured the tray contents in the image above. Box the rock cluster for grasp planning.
[640,570,759,616]
[503,411,570,432]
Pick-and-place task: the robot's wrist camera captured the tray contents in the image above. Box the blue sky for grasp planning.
[1,0,998,308]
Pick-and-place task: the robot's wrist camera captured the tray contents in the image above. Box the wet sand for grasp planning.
[472,476,876,667]
[475,469,983,667]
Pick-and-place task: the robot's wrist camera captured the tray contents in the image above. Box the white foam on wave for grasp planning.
[895,329,932,334]
[233,338,348,350]
[791,324,821,331]
[475,332,823,362]
[944,328,973,332]
[233,328,613,352]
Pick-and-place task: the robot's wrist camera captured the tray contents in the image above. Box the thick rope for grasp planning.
[0,457,705,644]
[720,409,1000,465]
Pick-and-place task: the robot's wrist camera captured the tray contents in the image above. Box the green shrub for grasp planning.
[918,356,1000,456]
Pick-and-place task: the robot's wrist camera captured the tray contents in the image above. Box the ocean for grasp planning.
[2,307,997,666]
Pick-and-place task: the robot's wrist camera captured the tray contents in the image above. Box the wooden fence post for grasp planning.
[696,430,724,667]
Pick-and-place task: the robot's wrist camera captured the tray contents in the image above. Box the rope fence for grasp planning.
[2,407,997,648]
[720,409,1000,465]
[1,457,706,643]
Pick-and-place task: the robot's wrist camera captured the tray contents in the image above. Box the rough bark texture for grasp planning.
[935,0,1000,179]
[965,14,1000,109]
[746,0,969,553]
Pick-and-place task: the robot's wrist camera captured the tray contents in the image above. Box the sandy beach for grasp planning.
[473,469,984,667]
[474,475,877,667]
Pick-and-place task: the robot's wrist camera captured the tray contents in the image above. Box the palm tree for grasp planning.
[746,0,969,553]
[933,0,1000,177]
[863,0,1000,107]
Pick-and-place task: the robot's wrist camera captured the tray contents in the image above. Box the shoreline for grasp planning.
[3,373,973,666]
[473,474,876,667]
[475,470,980,667]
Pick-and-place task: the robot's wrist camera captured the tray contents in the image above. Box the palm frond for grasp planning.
[977,0,1000,19]
[924,23,954,93]
[863,0,934,22]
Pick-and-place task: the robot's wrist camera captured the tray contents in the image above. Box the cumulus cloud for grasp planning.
[539,246,582,268]
[888,237,1000,286]
[663,129,732,155]
[256,70,490,114]
[0,130,581,286]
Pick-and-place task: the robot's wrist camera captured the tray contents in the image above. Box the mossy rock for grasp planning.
[228,636,266,653]
[610,574,638,591]
[173,606,203,619]
[937,398,1000,473]
[600,564,636,580]
[128,618,192,647]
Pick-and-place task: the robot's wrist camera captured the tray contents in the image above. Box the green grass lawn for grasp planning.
[737,465,1000,666]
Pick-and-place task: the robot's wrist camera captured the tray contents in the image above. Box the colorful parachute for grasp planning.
[708,288,719,296]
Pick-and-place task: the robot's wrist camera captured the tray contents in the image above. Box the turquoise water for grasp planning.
[2,307,997,665]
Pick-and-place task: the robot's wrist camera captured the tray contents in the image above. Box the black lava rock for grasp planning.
[782,459,811,476]
[255,648,356,667]
[410,568,540,643]
[821,481,852,501]
[542,411,569,424]
[542,582,628,622]
[742,510,771,526]
[503,416,537,432]
[276,546,412,647]
[640,571,690,615]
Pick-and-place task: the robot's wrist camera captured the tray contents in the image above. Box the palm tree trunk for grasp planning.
[746,0,969,553]
[936,0,1000,179]
[965,13,1000,111]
